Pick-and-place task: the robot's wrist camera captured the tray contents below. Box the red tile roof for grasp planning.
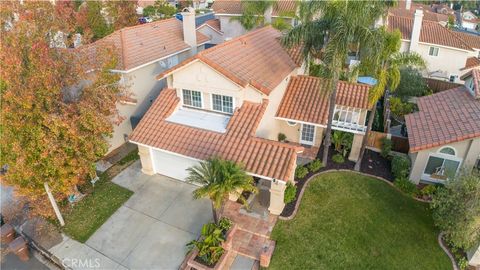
[157,26,300,95]
[198,19,222,33]
[405,87,480,152]
[452,31,480,50]
[389,7,450,23]
[276,76,370,125]
[130,88,301,181]
[212,0,296,17]
[388,15,473,51]
[94,18,210,71]
[463,57,480,70]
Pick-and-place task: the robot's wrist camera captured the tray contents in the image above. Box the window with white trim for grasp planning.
[428,46,439,56]
[300,124,315,145]
[423,147,462,181]
[182,89,202,108]
[211,94,233,114]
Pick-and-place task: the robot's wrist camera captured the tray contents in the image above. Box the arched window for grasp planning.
[439,146,456,156]
[287,121,297,127]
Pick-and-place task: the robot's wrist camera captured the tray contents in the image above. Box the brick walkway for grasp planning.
[287,142,319,160]
[221,201,277,261]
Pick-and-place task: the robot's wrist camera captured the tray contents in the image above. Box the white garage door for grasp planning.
[152,149,199,181]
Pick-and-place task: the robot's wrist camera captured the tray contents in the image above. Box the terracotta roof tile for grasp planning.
[93,18,210,71]
[405,86,480,152]
[199,19,222,32]
[157,26,299,95]
[463,57,480,70]
[389,5,450,22]
[388,15,473,51]
[276,76,370,125]
[452,31,480,50]
[272,1,297,17]
[130,88,301,181]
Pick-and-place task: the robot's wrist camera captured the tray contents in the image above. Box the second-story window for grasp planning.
[183,89,202,108]
[428,47,439,56]
[212,94,233,114]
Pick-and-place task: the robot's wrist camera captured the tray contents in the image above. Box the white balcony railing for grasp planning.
[332,120,367,133]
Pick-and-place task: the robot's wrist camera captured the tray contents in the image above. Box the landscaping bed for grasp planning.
[61,150,138,242]
[281,147,392,217]
[271,172,451,270]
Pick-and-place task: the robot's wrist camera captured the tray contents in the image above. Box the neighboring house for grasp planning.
[461,10,479,31]
[388,0,453,26]
[211,0,297,41]
[455,30,480,73]
[195,13,224,46]
[405,68,480,184]
[387,10,478,83]
[129,26,372,215]
[89,8,210,153]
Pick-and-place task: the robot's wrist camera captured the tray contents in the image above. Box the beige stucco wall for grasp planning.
[401,40,476,83]
[217,15,247,41]
[108,47,203,153]
[197,25,223,45]
[409,137,480,184]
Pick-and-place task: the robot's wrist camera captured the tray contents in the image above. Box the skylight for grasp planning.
[166,107,231,133]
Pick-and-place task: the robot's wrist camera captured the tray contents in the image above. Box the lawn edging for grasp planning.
[280,169,429,221]
[278,169,459,270]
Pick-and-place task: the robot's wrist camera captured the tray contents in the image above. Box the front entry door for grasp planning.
[300,124,315,145]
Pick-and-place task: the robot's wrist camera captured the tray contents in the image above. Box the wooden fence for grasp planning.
[424,78,462,93]
[366,131,409,154]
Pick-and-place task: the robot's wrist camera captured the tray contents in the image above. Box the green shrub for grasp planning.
[295,166,308,179]
[278,133,286,142]
[332,153,345,164]
[307,159,324,172]
[218,217,233,232]
[390,97,415,117]
[420,185,437,197]
[391,155,411,179]
[284,182,297,204]
[380,137,393,158]
[187,223,225,266]
[394,177,417,196]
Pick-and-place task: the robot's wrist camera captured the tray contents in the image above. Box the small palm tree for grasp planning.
[187,157,257,223]
[353,28,426,171]
[232,0,275,31]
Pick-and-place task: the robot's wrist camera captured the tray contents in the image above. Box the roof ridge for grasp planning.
[119,29,128,69]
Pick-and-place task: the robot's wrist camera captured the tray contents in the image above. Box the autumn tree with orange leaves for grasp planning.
[0,2,125,217]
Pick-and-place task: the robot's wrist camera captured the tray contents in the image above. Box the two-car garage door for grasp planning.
[151,149,200,181]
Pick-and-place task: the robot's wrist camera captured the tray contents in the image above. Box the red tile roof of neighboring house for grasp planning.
[276,76,370,125]
[198,19,222,33]
[212,0,296,17]
[452,31,480,50]
[388,15,473,51]
[94,18,210,71]
[463,57,480,70]
[129,88,301,181]
[460,68,480,99]
[405,87,480,152]
[389,7,450,23]
[157,26,300,95]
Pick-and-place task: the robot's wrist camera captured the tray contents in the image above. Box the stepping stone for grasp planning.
[231,255,255,270]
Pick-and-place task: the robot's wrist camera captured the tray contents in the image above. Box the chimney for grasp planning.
[405,0,412,10]
[181,7,197,54]
[409,9,423,52]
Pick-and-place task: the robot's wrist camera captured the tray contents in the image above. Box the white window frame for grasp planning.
[182,89,203,109]
[429,46,439,56]
[332,105,366,133]
[210,93,234,114]
[449,74,458,83]
[421,146,462,183]
[300,124,316,145]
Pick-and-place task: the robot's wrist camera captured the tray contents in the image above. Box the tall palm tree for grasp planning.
[186,157,257,223]
[283,0,395,166]
[233,0,276,31]
[353,28,425,171]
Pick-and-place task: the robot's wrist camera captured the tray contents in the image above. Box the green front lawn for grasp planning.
[62,151,137,242]
[270,172,451,270]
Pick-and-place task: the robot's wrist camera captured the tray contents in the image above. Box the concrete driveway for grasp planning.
[86,161,212,270]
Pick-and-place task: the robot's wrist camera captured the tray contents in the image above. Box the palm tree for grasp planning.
[233,0,276,31]
[186,157,257,223]
[283,0,395,166]
[353,28,425,171]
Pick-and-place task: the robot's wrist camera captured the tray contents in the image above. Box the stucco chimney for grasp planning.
[405,0,412,10]
[181,7,197,54]
[409,9,423,52]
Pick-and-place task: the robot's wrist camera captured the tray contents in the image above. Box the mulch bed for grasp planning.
[280,146,393,217]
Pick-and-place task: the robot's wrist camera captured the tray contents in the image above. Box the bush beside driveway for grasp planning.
[270,172,451,270]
